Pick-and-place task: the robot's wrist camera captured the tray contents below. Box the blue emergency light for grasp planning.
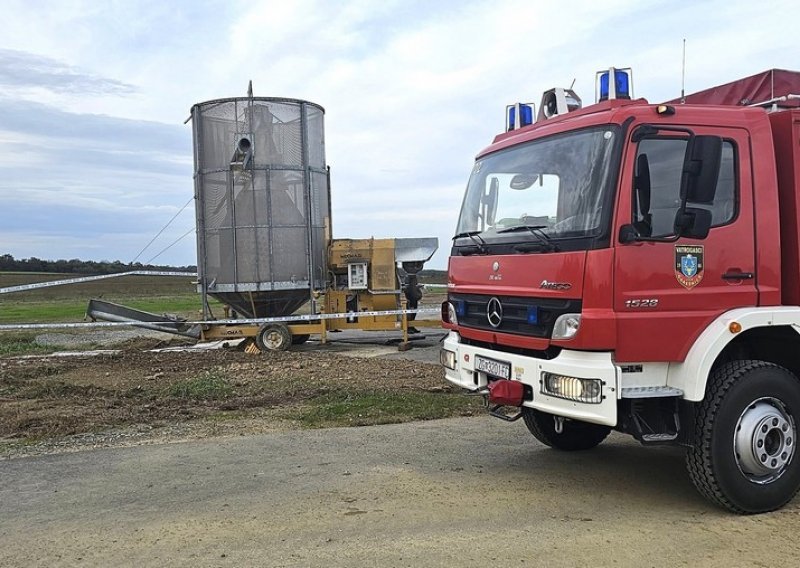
[527,306,539,325]
[597,67,633,102]
[506,103,534,131]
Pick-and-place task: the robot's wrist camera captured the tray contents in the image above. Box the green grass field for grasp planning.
[0,272,214,324]
[0,270,446,325]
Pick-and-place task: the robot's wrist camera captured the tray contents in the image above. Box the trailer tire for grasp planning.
[686,360,800,514]
[521,408,610,451]
[255,324,292,352]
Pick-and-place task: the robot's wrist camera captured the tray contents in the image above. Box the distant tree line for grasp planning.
[417,268,447,284]
[0,254,196,275]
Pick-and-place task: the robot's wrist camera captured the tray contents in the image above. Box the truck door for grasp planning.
[614,127,756,362]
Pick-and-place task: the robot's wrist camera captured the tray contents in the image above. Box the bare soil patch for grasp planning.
[0,338,479,456]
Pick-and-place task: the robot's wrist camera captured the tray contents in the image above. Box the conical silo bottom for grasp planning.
[210,291,310,319]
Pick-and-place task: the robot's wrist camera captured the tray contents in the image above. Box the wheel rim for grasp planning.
[262,329,284,350]
[734,397,796,484]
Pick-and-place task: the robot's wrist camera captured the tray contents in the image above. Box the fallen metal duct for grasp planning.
[86,299,201,339]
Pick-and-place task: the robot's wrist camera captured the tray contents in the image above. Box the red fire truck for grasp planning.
[441,68,800,513]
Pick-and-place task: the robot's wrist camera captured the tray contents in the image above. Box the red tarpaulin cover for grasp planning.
[666,69,800,107]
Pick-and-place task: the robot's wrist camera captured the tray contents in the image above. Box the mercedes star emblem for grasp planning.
[492,261,500,272]
[486,297,503,328]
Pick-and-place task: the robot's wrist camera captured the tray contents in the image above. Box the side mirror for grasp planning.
[619,224,639,244]
[674,207,712,239]
[682,135,722,203]
[635,154,651,216]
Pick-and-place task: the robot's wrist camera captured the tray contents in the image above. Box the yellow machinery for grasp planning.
[87,93,440,351]
[200,237,439,351]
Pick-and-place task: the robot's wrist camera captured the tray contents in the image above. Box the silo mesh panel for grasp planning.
[310,226,327,287]
[235,227,260,282]
[210,229,235,281]
[202,171,230,230]
[270,170,306,227]
[232,171,257,227]
[193,97,328,309]
[310,171,329,227]
[247,102,303,167]
[255,227,271,281]
[202,101,237,121]
[252,170,269,227]
[199,116,238,171]
[307,106,325,169]
[271,227,309,281]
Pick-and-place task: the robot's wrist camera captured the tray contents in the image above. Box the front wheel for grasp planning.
[255,324,292,352]
[687,360,800,513]
[521,408,611,451]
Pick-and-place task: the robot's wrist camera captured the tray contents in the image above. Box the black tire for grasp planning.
[687,360,800,514]
[291,334,311,345]
[255,324,292,352]
[521,407,611,451]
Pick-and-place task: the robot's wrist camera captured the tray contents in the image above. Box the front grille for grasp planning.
[461,336,562,360]
[451,293,581,339]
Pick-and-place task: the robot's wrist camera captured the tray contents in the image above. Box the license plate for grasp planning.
[475,355,511,380]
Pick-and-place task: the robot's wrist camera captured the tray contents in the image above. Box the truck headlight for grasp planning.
[552,313,581,340]
[445,302,458,325]
[440,349,457,370]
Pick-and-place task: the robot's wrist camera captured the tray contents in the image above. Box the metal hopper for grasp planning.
[190,92,330,319]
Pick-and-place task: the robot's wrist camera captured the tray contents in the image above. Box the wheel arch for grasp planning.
[667,307,800,401]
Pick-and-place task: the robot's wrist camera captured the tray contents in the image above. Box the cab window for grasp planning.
[633,138,736,237]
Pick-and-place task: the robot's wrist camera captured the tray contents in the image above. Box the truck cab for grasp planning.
[441,67,800,513]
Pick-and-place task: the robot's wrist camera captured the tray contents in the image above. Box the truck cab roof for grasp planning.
[480,97,775,160]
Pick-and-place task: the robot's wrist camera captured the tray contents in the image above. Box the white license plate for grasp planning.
[475,355,511,380]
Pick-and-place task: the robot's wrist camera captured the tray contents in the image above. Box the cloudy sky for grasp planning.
[0,0,797,269]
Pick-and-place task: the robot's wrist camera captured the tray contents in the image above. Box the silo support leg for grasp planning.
[398,301,411,351]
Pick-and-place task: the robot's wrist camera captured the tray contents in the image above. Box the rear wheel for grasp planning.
[687,360,800,513]
[521,408,611,451]
[255,324,292,352]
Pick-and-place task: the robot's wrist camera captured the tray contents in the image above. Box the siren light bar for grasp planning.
[596,67,633,102]
[506,102,535,132]
[504,66,634,131]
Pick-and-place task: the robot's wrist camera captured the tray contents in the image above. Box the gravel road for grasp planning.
[2,416,800,567]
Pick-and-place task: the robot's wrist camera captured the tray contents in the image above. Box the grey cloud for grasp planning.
[0,199,193,237]
[0,98,188,154]
[0,48,137,95]
[0,99,192,210]
[0,97,194,263]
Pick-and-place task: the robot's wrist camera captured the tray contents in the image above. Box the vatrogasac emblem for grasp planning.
[675,245,704,289]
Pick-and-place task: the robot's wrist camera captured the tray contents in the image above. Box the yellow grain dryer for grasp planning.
[201,236,439,351]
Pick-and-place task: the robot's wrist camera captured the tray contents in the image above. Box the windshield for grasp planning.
[455,126,620,243]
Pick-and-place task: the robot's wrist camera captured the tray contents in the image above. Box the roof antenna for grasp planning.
[680,39,686,104]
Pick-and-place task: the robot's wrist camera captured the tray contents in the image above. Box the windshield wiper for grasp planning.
[452,230,488,254]
[496,225,559,252]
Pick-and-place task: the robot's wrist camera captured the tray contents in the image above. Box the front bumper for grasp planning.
[442,331,618,426]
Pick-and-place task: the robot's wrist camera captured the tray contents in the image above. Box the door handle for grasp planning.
[722,271,754,280]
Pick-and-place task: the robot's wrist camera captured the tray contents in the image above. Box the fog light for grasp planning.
[552,313,581,340]
[440,349,457,370]
[541,372,603,404]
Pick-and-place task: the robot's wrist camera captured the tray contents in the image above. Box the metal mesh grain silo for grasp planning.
[190,95,330,318]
